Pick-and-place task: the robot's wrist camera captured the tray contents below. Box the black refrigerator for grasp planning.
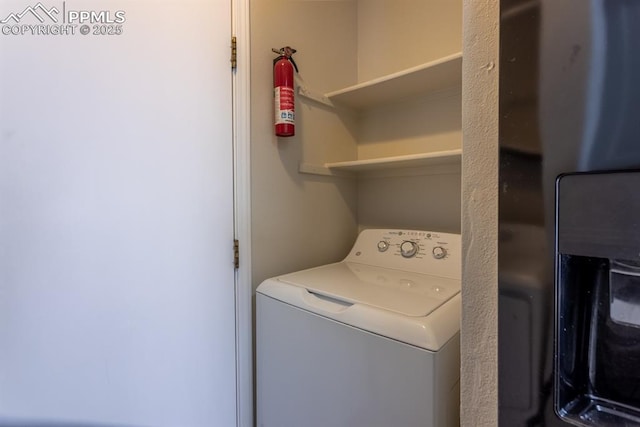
[499,0,640,426]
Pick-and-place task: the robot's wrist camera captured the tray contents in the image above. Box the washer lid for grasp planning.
[277,261,460,317]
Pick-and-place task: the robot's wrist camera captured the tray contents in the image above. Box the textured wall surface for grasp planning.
[461,0,499,426]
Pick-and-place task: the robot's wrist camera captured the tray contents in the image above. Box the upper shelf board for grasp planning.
[325,52,462,110]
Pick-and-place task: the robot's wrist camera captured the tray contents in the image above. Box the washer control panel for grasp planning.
[346,229,461,279]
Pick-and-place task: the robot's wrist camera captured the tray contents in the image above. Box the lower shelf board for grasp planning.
[298,149,462,177]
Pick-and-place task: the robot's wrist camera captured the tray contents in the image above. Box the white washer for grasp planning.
[256,229,461,427]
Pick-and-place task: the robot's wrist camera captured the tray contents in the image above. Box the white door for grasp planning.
[0,1,236,426]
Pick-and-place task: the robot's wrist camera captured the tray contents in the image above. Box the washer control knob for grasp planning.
[432,246,447,259]
[377,240,389,252]
[400,241,419,258]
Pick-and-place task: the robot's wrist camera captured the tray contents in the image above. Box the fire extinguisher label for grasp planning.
[274,86,295,125]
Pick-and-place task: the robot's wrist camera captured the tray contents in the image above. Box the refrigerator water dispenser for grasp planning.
[555,171,640,426]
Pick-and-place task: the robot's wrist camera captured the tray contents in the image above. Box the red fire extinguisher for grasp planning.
[272,46,298,137]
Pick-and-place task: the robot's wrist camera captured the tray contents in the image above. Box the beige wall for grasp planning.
[354,0,463,235]
[357,168,462,234]
[461,0,499,426]
[250,1,498,425]
[250,0,360,288]
[251,0,464,285]
[357,89,462,160]
[357,0,462,81]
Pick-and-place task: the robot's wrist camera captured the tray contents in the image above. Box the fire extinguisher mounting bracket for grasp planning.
[296,74,334,108]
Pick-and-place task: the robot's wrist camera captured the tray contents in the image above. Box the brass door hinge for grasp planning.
[231,36,237,70]
[233,239,239,269]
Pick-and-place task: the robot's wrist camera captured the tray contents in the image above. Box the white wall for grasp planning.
[0,2,237,425]
[250,0,360,288]
[461,0,499,425]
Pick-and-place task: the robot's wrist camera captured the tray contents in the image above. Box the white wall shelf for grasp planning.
[299,149,462,177]
[325,52,462,111]
[327,149,462,171]
[299,53,463,178]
